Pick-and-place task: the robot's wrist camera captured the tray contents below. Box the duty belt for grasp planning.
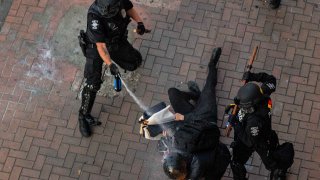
[87,43,96,48]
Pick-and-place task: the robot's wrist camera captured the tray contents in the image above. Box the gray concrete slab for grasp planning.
[0,0,13,30]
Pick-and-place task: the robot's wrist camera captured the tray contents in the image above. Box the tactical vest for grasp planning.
[237,97,273,148]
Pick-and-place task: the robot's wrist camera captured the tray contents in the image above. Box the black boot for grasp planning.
[209,47,222,67]
[270,0,281,9]
[79,113,92,137]
[231,161,248,180]
[78,84,100,137]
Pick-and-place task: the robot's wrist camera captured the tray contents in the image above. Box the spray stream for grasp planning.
[120,77,148,111]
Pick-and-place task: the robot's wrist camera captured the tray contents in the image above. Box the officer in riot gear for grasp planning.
[79,0,148,137]
[228,72,292,180]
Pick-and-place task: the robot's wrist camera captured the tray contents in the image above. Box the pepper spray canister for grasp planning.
[113,73,122,92]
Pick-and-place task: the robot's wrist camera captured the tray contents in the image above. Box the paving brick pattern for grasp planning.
[0,0,320,179]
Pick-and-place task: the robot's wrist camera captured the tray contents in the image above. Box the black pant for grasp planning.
[84,39,142,87]
[80,39,142,117]
[109,39,142,71]
[210,143,232,180]
[231,134,278,180]
[168,62,218,123]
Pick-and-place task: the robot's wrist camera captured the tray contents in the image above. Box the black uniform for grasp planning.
[78,0,142,137]
[230,72,279,179]
[165,48,230,180]
[85,0,142,87]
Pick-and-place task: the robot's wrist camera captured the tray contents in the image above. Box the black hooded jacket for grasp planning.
[186,143,231,180]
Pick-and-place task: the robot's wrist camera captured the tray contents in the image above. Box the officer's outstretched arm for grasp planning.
[96,42,112,66]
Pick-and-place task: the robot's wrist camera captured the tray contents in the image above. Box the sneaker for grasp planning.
[270,0,281,9]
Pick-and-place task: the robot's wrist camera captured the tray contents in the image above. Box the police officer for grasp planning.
[79,0,148,137]
[226,72,290,180]
[161,48,231,180]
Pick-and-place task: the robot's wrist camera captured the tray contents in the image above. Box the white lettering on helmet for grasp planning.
[266,83,275,90]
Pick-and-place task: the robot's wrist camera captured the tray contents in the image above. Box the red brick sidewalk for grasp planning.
[0,0,320,179]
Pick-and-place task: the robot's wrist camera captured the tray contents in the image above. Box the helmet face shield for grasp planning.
[236,83,262,114]
[97,0,121,18]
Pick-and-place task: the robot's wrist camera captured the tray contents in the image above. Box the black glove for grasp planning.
[109,63,119,76]
[228,114,238,127]
[137,22,146,35]
[234,96,240,105]
[242,71,251,82]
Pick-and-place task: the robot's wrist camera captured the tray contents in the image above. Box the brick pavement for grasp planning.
[0,0,320,179]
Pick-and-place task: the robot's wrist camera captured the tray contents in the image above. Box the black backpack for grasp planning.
[173,120,220,153]
[272,142,295,169]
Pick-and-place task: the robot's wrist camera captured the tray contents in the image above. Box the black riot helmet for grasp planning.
[163,152,188,179]
[236,83,263,114]
[96,0,121,18]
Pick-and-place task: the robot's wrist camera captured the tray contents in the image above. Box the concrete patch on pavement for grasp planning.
[131,0,182,10]
[0,0,13,31]
[51,5,87,67]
